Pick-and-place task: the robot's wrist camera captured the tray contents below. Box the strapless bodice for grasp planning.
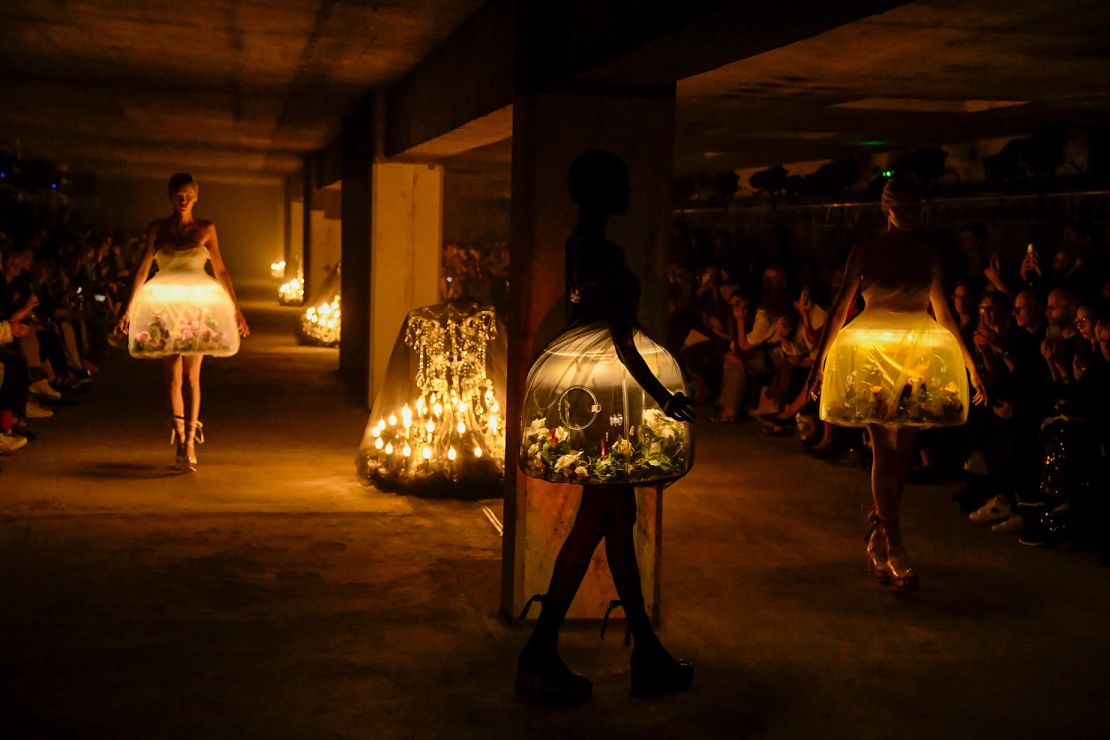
[154,243,209,273]
[860,284,932,314]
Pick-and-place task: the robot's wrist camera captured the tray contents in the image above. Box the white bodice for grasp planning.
[154,243,209,273]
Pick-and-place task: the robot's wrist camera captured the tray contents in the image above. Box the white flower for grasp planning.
[554,427,569,443]
[528,443,539,457]
[529,418,546,431]
[612,438,632,457]
[642,408,665,427]
[574,466,589,479]
[529,457,545,472]
[554,452,581,473]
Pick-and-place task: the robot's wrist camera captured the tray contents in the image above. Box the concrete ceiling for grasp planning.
[0,0,483,183]
[3,1,1108,186]
[676,0,1110,175]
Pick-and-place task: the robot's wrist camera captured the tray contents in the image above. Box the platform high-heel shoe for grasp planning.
[514,594,593,704]
[171,415,187,470]
[630,642,695,697]
[875,516,917,591]
[865,511,890,583]
[183,420,204,472]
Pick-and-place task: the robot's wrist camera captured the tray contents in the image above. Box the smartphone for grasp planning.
[94,294,107,303]
[1026,243,1034,255]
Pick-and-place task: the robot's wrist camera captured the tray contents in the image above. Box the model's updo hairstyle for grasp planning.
[168,172,199,194]
[567,150,628,211]
[881,174,923,230]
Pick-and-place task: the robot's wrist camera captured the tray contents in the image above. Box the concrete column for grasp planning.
[339,106,374,397]
[368,163,443,403]
[503,90,677,620]
[301,164,315,299]
[289,200,304,284]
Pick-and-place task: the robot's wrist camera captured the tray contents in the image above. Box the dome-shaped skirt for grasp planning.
[519,323,693,486]
[819,310,968,428]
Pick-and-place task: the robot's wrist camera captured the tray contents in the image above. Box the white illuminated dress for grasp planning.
[819,283,968,428]
[519,240,692,487]
[128,243,240,358]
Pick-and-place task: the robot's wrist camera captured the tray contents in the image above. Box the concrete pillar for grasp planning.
[302,164,314,299]
[503,90,677,621]
[368,163,443,403]
[339,105,374,397]
[289,200,304,283]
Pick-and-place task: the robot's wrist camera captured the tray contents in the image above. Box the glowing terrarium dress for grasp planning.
[819,286,969,428]
[519,242,693,487]
[357,302,507,494]
[128,244,240,358]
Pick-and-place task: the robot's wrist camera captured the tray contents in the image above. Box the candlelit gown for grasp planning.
[128,243,240,358]
[519,236,693,486]
[819,253,968,428]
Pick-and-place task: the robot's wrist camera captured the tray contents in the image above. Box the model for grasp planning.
[809,175,986,590]
[119,173,248,471]
[515,151,695,703]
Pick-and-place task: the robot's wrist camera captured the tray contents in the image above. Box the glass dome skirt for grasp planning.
[819,310,969,428]
[519,322,693,486]
[128,246,240,358]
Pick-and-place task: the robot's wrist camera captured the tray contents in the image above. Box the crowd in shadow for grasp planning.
[1,216,142,462]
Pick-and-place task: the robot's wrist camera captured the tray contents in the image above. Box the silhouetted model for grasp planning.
[809,176,986,590]
[516,151,695,702]
[120,173,249,472]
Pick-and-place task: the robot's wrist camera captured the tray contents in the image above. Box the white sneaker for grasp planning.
[991,514,1024,534]
[969,495,1012,525]
[25,399,54,419]
[0,432,28,454]
[29,378,62,401]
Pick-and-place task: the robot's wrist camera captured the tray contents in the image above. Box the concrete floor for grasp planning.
[2,288,1108,739]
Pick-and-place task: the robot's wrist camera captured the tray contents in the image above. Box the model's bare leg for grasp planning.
[182,355,203,468]
[604,485,694,695]
[164,355,186,466]
[517,486,608,702]
[868,424,919,589]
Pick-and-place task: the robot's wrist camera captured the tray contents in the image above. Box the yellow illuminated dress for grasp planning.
[128,244,240,358]
[819,284,968,428]
[519,240,692,486]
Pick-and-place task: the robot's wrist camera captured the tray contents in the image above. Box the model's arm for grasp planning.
[205,224,250,337]
[930,255,986,405]
[600,247,693,421]
[807,246,864,394]
[118,224,158,332]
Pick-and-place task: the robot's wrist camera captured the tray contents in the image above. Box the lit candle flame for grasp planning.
[422,446,432,460]
[402,444,411,458]
[473,446,483,458]
[447,447,457,461]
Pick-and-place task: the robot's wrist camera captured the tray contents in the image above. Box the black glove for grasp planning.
[663,391,696,422]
